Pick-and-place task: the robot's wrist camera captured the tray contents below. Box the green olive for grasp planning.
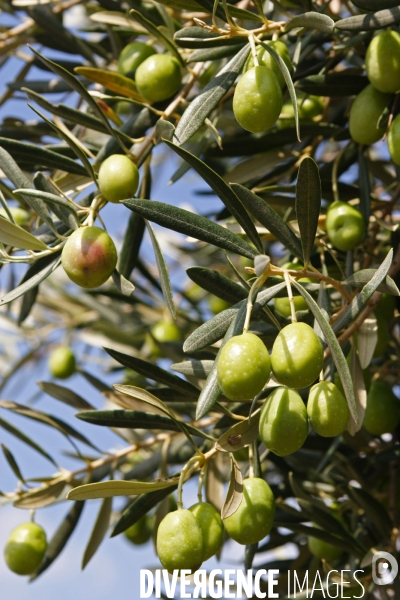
[307,381,349,437]
[61,226,118,289]
[118,42,156,78]
[373,314,390,358]
[245,41,292,88]
[349,84,392,145]
[363,380,400,435]
[0,206,30,226]
[124,515,153,545]
[308,529,343,562]
[223,477,275,545]
[188,502,223,560]
[280,93,324,122]
[233,66,283,133]
[98,154,139,203]
[156,509,204,573]
[388,114,400,165]
[4,522,47,575]
[365,30,400,93]
[208,295,231,314]
[48,346,76,379]
[259,386,308,455]
[326,201,365,252]
[151,321,181,343]
[135,54,182,103]
[271,322,324,389]
[217,332,271,401]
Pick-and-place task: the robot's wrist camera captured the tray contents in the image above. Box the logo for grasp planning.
[372,551,398,585]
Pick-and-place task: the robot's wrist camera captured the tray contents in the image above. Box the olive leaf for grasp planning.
[1,444,24,482]
[0,416,56,466]
[13,480,68,509]
[67,479,179,501]
[145,219,176,319]
[0,216,48,251]
[82,497,112,569]
[352,0,399,8]
[129,9,184,65]
[221,453,243,519]
[186,266,248,304]
[284,12,334,33]
[344,269,399,295]
[0,254,61,307]
[295,157,322,267]
[75,67,145,102]
[336,7,400,30]
[216,409,261,452]
[171,360,214,379]
[37,382,94,411]
[357,315,378,369]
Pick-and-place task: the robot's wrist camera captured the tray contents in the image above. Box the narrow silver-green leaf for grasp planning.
[14,188,80,228]
[174,44,250,146]
[216,410,261,452]
[164,140,263,253]
[171,360,214,379]
[352,0,399,9]
[257,39,300,142]
[37,381,94,411]
[221,453,243,519]
[129,9,184,65]
[123,199,257,259]
[67,479,179,501]
[1,443,24,482]
[344,269,399,296]
[357,315,378,369]
[291,280,359,425]
[231,184,303,260]
[33,172,80,230]
[335,8,400,31]
[0,216,48,251]
[295,157,321,267]
[0,254,60,307]
[333,249,394,333]
[284,12,334,33]
[82,498,112,569]
[0,417,56,466]
[187,266,247,304]
[14,480,68,509]
[145,219,176,319]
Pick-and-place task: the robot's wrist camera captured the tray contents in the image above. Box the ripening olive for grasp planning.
[259,387,308,455]
[124,515,152,545]
[365,30,400,93]
[245,41,292,88]
[223,478,275,545]
[118,42,156,78]
[308,529,343,562]
[156,509,204,573]
[388,114,400,165]
[307,381,349,437]
[135,54,182,103]
[363,380,400,435]
[271,322,324,389]
[188,502,224,560]
[48,346,76,379]
[217,332,271,401]
[61,226,118,289]
[4,522,47,576]
[98,154,139,203]
[233,66,283,133]
[273,262,312,318]
[326,201,365,252]
[349,84,392,145]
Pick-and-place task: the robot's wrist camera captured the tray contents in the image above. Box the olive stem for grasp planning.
[248,444,254,478]
[243,269,270,333]
[284,270,297,323]
[331,142,350,203]
[197,466,206,502]
[249,34,259,66]
[177,456,202,509]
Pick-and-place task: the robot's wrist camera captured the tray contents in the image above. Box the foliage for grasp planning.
[1,0,400,596]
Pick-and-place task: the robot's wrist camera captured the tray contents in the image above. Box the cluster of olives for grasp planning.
[118,41,182,104]
[4,522,47,576]
[217,323,351,455]
[156,479,275,573]
[350,30,400,163]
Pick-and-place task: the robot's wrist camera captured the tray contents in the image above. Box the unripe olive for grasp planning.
[245,41,292,88]
[208,295,231,314]
[48,346,76,379]
[98,154,139,203]
[280,93,324,122]
[349,84,392,145]
[135,54,182,103]
[308,529,343,562]
[118,42,156,77]
[273,262,312,317]
[388,114,400,165]
[223,477,275,545]
[124,515,152,545]
[0,206,30,226]
[326,201,365,252]
[233,66,283,133]
[373,314,390,358]
[271,322,324,389]
[156,509,204,573]
[188,502,224,560]
[151,321,181,343]
[365,30,400,93]
[4,522,47,575]
[259,387,308,455]
[61,226,118,289]
[307,381,349,437]
[217,332,271,401]
[363,380,400,435]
